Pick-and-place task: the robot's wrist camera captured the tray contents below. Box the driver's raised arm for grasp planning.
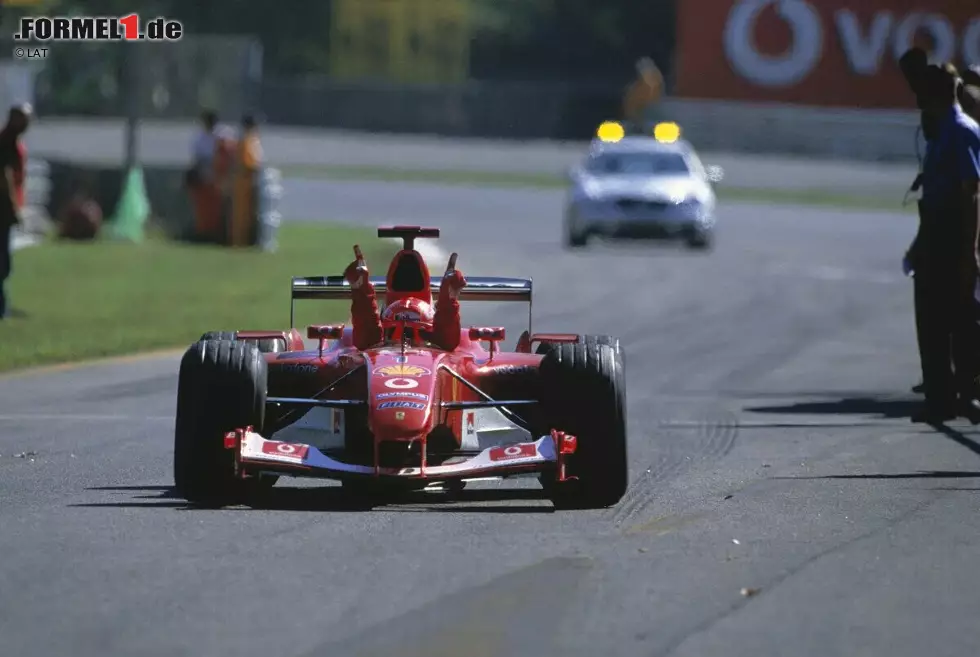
[344,247,382,350]
[432,254,466,351]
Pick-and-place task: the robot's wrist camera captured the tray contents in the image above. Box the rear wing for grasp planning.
[290,275,533,333]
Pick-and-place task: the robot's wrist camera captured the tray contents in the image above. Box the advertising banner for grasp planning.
[675,0,980,108]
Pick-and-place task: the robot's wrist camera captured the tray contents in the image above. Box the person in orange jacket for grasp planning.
[342,249,467,351]
[230,114,262,246]
[623,56,664,126]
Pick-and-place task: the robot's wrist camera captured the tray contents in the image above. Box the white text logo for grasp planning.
[724,0,980,87]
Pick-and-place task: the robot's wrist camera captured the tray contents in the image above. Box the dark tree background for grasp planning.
[6,0,677,137]
[19,0,676,83]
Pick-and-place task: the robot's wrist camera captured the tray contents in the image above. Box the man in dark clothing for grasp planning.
[899,48,935,395]
[899,48,938,142]
[0,103,30,320]
[911,65,980,423]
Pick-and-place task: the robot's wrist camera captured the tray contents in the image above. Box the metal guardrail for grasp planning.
[257,166,282,252]
[25,159,50,209]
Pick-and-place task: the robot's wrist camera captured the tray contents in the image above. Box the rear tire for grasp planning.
[538,341,628,509]
[200,330,284,354]
[173,339,274,503]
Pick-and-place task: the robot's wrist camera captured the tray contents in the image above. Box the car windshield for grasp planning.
[585,151,690,176]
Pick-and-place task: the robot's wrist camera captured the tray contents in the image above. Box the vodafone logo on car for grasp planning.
[723,0,980,87]
[260,440,309,461]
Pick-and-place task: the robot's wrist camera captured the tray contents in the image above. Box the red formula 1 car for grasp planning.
[173,226,628,508]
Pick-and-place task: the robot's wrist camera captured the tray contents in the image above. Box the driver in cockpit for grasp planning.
[342,247,467,351]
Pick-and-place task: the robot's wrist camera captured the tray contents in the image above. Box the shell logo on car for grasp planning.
[374,364,432,377]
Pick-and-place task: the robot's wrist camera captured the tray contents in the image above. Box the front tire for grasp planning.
[538,341,628,508]
[566,230,588,248]
[686,228,714,251]
[173,339,272,503]
[564,211,588,248]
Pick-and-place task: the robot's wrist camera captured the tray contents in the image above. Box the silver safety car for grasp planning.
[563,122,723,249]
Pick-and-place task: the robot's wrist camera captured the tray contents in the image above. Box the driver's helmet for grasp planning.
[381,297,435,343]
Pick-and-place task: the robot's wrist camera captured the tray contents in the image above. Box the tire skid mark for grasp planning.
[609,405,741,526]
[609,452,688,525]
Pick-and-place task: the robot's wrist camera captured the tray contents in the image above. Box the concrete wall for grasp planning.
[662,99,921,163]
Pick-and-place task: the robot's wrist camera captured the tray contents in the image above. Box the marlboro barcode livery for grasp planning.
[173,226,628,509]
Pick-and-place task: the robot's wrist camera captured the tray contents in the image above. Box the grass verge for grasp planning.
[0,223,397,372]
[279,163,913,214]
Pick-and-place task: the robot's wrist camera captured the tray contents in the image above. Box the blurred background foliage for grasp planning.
[0,0,676,138]
[10,0,675,81]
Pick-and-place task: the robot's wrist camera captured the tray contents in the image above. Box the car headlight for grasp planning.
[575,180,602,200]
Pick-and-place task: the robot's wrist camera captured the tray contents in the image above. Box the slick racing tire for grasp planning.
[173,339,275,503]
[200,330,285,354]
[536,334,625,417]
[536,334,623,364]
[539,341,628,509]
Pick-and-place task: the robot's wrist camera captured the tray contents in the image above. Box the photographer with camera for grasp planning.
[907,63,980,424]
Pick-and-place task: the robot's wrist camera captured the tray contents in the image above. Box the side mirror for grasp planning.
[307,324,345,340]
[706,165,725,184]
[469,326,506,342]
[469,326,506,358]
[308,324,345,357]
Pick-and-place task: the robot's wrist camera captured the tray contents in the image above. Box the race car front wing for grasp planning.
[223,427,578,483]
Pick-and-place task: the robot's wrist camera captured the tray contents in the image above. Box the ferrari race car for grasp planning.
[173,226,628,509]
[565,121,724,249]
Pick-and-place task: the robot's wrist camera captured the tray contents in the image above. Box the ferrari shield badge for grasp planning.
[395,411,406,420]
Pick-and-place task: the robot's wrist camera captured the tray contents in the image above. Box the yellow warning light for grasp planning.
[654,122,681,143]
[596,121,625,143]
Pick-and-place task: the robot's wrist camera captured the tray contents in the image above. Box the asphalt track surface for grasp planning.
[6,179,980,657]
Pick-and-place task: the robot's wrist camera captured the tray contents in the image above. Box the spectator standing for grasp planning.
[0,104,30,320]
[230,114,263,247]
[898,47,932,395]
[622,57,664,128]
[911,65,980,424]
[187,109,220,241]
[187,109,235,243]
